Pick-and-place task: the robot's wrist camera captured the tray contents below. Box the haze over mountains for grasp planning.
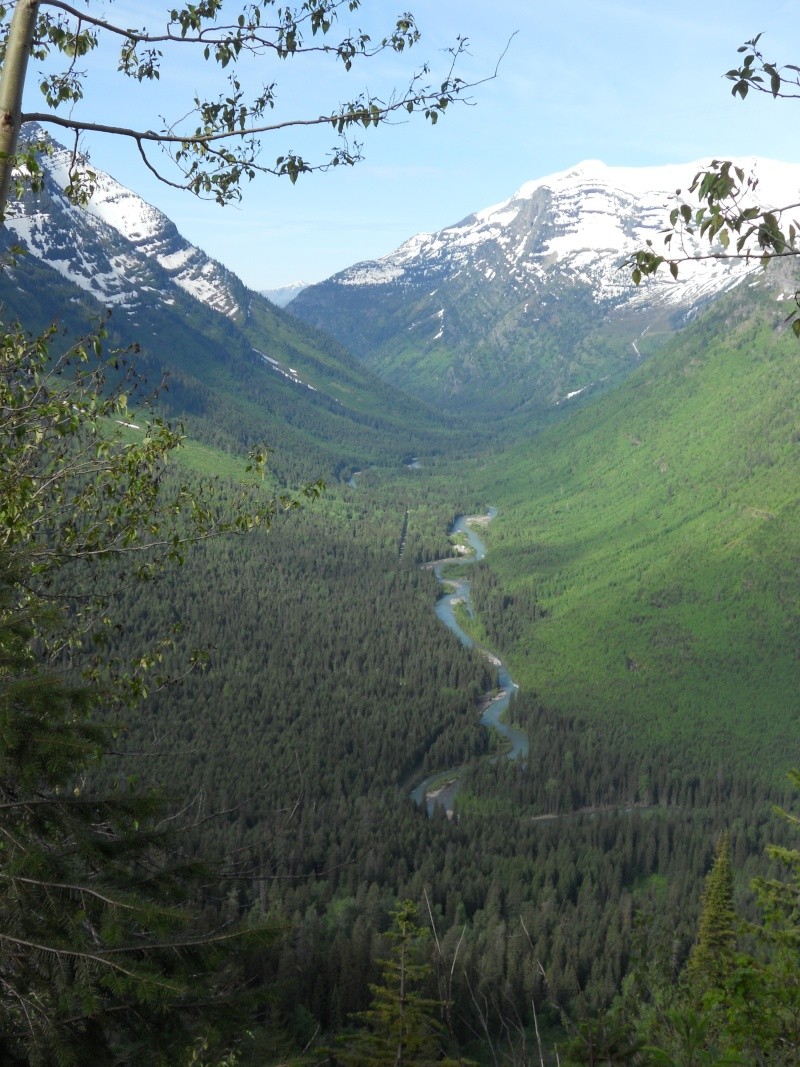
[289,157,800,418]
[261,280,312,307]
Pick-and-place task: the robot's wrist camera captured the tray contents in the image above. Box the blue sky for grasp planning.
[26,1,800,289]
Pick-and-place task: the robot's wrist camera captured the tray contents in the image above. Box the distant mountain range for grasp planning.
[289,158,800,419]
[261,281,312,307]
[8,135,800,460]
[0,131,461,482]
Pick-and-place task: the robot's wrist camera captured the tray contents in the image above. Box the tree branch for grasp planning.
[0,930,171,983]
[21,77,476,147]
[42,0,379,52]
[0,871,142,910]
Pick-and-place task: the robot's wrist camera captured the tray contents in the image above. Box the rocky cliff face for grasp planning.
[7,130,246,320]
[289,158,800,416]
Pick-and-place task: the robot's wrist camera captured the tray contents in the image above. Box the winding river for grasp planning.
[410,510,528,814]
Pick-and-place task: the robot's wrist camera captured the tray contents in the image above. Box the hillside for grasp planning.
[289,158,800,423]
[0,131,469,484]
[468,273,800,785]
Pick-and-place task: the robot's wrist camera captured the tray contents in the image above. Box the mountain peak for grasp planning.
[289,156,800,418]
[260,280,313,307]
[8,131,244,319]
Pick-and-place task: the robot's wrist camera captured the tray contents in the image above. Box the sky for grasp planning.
[22,1,800,290]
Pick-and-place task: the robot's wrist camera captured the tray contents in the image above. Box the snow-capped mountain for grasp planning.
[261,280,312,307]
[7,129,245,319]
[0,130,455,481]
[290,158,800,415]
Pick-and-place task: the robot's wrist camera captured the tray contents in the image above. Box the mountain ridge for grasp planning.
[0,131,467,481]
[289,156,800,419]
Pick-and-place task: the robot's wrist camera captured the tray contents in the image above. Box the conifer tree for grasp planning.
[0,320,297,1063]
[684,831,736,1002]
[0,552,270,1065]
[642,800,800,1063]
[718,774,800,1061]
[335,900,463,1067]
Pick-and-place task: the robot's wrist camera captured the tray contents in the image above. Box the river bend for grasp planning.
[411,511,528,813]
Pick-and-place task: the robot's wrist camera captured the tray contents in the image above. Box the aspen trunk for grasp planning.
[0,0,40,219]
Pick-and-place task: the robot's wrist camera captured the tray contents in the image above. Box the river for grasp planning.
[410,510,528,814]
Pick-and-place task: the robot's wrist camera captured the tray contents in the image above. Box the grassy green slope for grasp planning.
[0,236,471,486]
[473,286,800,784]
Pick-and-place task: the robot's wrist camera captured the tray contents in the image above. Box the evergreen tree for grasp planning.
[630,795,800,1064]
[0,553,271,1064]
[685,831,737,1002]
[0,321,289,1063]
[718,774,800,1062]
[335,900,463,1067]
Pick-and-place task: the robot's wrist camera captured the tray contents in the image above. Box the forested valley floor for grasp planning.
[96,451,795,1062]
[11,279,800,1064]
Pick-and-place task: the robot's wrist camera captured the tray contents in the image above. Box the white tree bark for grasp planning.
[0,0,40,218]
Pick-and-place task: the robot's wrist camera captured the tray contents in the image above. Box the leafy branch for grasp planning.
[0,0,501,211]
[626,34,800,334]
[725,32,800,101]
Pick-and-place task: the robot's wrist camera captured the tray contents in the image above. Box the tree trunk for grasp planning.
[0,0,40,220]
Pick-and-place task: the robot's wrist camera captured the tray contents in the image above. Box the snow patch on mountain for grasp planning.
[328,157,800,315]
[6,132,243,319]
[253,347,317,390]
[339,262,405,286]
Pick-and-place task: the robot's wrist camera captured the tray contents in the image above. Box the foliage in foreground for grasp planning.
[558,784,800,1066]
[334,900,463,1067]
[0,556,274,1065]
[0,320,303,1063]
[0,0,480,217]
